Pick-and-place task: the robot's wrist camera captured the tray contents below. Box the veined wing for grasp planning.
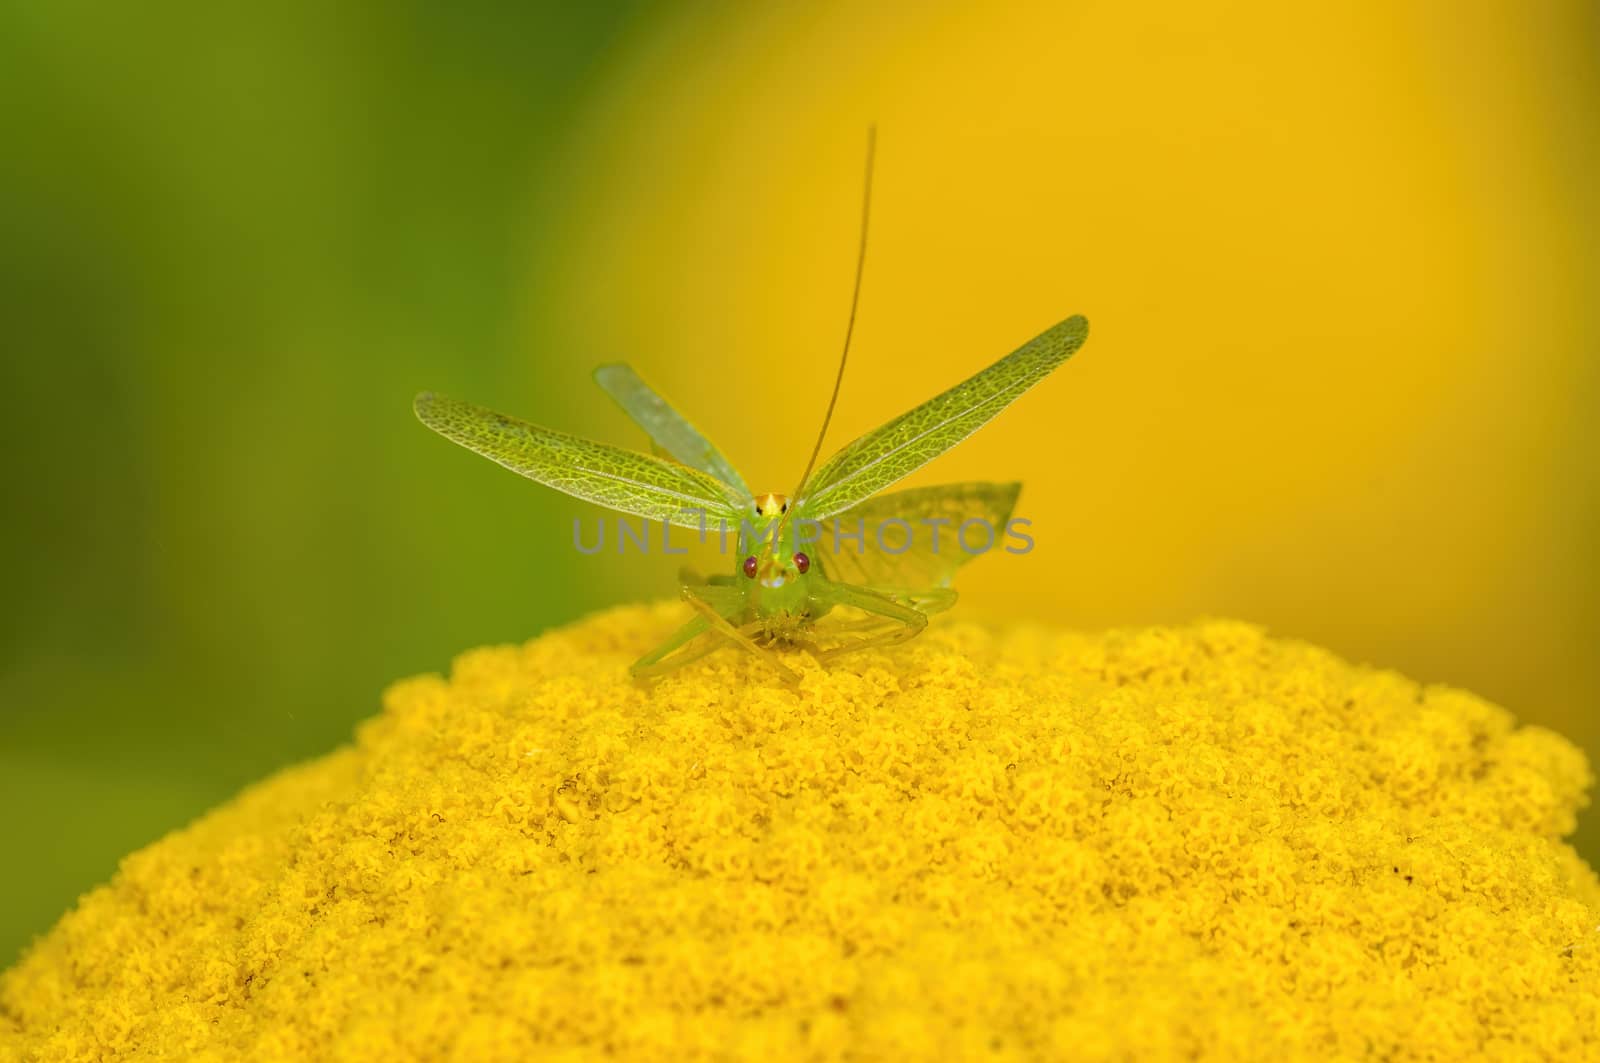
[811,481,1021,591]
[415,393,745,526]
[594,363,752,497]
[799,315,1087,520]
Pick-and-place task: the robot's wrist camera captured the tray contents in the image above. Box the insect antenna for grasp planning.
[789,124,876,510]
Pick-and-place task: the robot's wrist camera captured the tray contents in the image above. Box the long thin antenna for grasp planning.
[792,124,876,504]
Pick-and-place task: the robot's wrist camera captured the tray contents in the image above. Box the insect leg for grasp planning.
[822,587,957,630]
[631,583,751,678]
[630,613,717,679]
[809,579,931,661]
[884,587,959,614]
[680,585,801,685]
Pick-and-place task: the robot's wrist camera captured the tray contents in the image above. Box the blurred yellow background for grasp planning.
[550,0,1598,844]
[2,1,1594,965]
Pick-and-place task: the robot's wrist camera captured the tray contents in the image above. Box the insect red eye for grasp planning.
[742,556,758,578]
[793,551,810,574]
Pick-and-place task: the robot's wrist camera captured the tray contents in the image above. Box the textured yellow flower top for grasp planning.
[3,606,1597,1062]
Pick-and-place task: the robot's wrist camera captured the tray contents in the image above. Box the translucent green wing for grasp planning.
[798,315,1087,520]
[814,481,1021,591]
[593,363,752,497]
[415,393,745,526]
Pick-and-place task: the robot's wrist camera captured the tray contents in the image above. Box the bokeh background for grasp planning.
[1,1,1594,966]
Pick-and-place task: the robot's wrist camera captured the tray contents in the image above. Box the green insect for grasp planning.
[415,134,1088,683]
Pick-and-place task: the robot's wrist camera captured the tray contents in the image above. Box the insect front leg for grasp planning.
[809,579,932,661]
[904,587,958,615]
[631,614,717,679]
[680,585,801,686]
[631,584,749,679]
[633,615,772,679]
[825,587,957,627]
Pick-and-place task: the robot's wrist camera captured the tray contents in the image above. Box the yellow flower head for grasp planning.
[3,606,1596,1060]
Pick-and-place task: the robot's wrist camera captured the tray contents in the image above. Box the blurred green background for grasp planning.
[2,1,1595,967]
[0,1,670,966]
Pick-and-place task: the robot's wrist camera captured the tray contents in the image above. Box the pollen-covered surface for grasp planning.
[3,606,1598,1062]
